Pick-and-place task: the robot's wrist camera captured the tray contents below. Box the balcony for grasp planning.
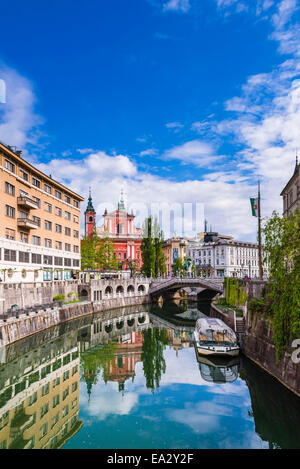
[17,196,39,209]
[17,217,39,229]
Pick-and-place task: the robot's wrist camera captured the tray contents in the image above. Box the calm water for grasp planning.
[0,300,300,449]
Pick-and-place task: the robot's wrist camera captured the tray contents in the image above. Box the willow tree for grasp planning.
[263,209,300,359]
[153,218,166,278]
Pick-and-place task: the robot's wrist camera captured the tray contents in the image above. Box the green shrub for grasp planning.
[53,294,65,302]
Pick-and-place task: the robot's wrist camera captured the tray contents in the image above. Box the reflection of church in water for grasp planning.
[105,332,144,393]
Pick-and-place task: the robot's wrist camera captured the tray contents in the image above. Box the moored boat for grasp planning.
[194,317,239,357]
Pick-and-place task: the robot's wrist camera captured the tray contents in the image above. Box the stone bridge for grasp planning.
[149,278,224,297]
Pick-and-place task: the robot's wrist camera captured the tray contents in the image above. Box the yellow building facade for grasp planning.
[0,142,84,282]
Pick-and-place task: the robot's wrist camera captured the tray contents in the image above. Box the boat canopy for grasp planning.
[195,317,237,346]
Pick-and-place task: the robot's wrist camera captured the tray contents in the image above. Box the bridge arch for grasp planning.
[127,285,135,296]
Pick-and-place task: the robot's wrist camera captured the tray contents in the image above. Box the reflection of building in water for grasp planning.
[0,331,81,449]
[166,329,191,356]
[195,352,239,384]
[105,332,143,392]
[79,309,150,352]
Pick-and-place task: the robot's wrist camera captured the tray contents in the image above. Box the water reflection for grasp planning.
[195,354,239,384]
[0,301,299,449]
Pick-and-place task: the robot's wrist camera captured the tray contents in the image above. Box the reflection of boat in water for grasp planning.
[195,348,240,383]
[194,317,239,357]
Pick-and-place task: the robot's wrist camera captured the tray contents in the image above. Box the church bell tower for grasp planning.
[84,188,96,238]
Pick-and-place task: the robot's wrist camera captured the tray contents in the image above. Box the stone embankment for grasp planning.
[0,295,150,348]
[211,289,300,397]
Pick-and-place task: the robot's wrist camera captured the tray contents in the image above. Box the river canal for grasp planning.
[0,300,299,449]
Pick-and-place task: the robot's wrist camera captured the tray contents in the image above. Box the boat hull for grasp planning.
[195,346,239,357]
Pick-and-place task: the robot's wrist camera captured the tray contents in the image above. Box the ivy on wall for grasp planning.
[225,278,247,307]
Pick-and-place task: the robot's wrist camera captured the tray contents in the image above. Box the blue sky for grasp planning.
[0,0,300,240]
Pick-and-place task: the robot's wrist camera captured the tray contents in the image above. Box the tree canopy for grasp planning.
[262,209,300,359]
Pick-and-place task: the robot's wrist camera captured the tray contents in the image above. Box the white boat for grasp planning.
[194,317,239,357]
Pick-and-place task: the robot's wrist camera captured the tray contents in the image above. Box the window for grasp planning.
[19,251,30,263]
[63,370,69,381]
[5,205,15,218]
[5,182,15,196]
[32,216,41,227]
[72,382,78,392]
[55,224,62,233]
[65,195,71,204]
[20,232,29,243]
[52,395,60,408]
[51,414,59,429]
[5,159,15,173]
[44,202,52,213]
[39,423,48,439]
[55,241,62,250]
[44,255,53,265]
[73,245,79,253]
[55,206,62,216]
[73,215,79,223]
[41,383,49,396]
[32,253,42,264]
[40,403,49,419]
[32,236,41,246]
[32,176,41,188]
[19,210,28,219]
[45,220,52,230]
[55,190,61,199]
[44,183,52,194]
[32,196,40,207]
[74,230,79,238]
[28,392,37,406]
[62,405,69,418]
[65,211,71,220]
[53,377,60,389]
[64,258,72,266]
[65,227,71,236]
[73,259,80,267]
[72,365,78,376]
[19,168,28,181]
[73,200,79,208]
[54,257,63,266]
[65,243,71,252]
[44,239,52,248]
[62,387,69,401]
[5,228,15,240]
[4,249,16,261]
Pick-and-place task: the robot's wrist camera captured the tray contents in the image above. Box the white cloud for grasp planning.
[139,148,158,157]
[162,0,190,13]
[162,139,222,167]
[165,121,184,132]
[80,381,138,421]
[0,64,44,150]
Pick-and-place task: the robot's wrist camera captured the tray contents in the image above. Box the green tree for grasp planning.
[262,209,300,360]
[80,228,99,271]
[141,328,168,392]
[127,257,139,278]
[141,217,156,277]
[80,343,116,399]
[96,233,118,271]
[153,218,166,277]
[173,256,185,277]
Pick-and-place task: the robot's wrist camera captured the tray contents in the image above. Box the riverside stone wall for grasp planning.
[0,294,150,348]
[243,315,300,397]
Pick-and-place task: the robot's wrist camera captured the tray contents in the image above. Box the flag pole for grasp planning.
[258,180,263,280]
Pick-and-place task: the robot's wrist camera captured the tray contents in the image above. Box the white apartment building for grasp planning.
[187,232,269,279]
